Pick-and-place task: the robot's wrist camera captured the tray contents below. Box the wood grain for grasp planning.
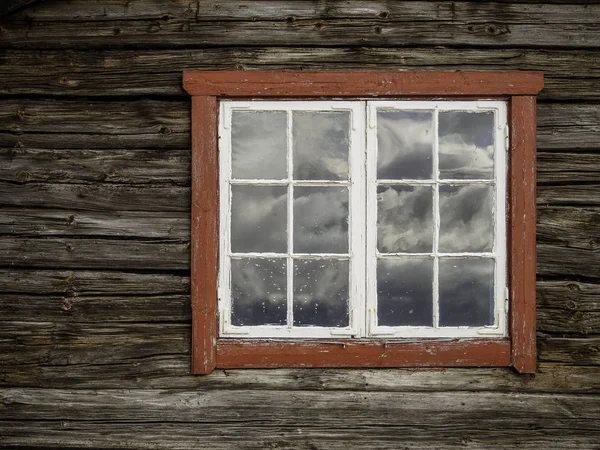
[190,95,217,374]
[510,96,538,373]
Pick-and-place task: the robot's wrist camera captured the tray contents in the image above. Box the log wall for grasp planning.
[0,1,599,448]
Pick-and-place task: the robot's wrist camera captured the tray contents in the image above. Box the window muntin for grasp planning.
[219,99,507,339]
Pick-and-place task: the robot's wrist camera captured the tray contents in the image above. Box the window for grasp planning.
[183,71,543,375]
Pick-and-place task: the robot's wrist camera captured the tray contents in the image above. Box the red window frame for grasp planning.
[183,71,543,375]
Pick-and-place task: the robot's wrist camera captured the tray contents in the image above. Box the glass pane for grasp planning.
[231,185,287,253]
[293,259,349,327]
[439,111,495,180]
[231,258,287,326]
[439,258,495,326]
[231,111,287,179]
[377,110,433,180]
[377,258,433,326]
[294,186,348,253]
[377,185,433,253]
[439,185,493,253]
[293,111,350,180]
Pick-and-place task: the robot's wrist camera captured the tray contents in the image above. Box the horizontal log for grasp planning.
[0,99,598,150]
[538,153,600,184]
[0,294,190,323]
[537,207,600,249]
[2,419,599,450]
[0,182,190,211]
[537,280,600,334]
[13,1,600,24]
[2,12,600,50]
[539,336,600,366]
[0,208,190,238]
[1,388,598,426]
[0,269,189,295]
[537,244,600,279]
[1,49,600,100]
[0,237,190,270]
[0,322,190,366]
[0,148,190,184]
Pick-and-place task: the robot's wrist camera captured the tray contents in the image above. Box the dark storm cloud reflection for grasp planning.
[293,186,349,253]
[293,259,349,327]
[377,258,433,326]
[439,185,493,253]
[377,111,433,180]
[293,111,350,180]
[231,185,287,253]
[231,111,288,179]
[439,111,495,180]
[231,258,287,326]
[439,258,494,326]
[377,185,433,253]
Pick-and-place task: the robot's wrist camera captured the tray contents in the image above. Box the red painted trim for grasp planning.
[185,71,543,374]
[217,339,511,369]
[190,95,218,375]
[509,96,538,374]
[183,71,544,97]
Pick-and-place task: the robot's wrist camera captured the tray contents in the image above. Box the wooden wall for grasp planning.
[1,1,599,448]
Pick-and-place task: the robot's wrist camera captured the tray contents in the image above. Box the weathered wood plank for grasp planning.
[0,148,190,184]
[0,209,190,238]
[2,419,600,450]
[12,1,600,24]
[539,336,600,366]
[0,322,190,366]
[0,237,190,270]
[537,244,600,279]
[0,0,44,17]
[538,153,600,184]
[0,269,189,295]
[2,3,600,50]
[2,49,600,100]
[537,185,600,206]
[537,207,600,250]
[2,388,599,426]
[0,294,190,323]
[0,182,190,211]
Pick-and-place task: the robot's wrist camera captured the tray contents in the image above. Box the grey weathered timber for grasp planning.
[1,48,600,100]
[1,419,599,450]
[0,148,190,184]
[1,0,599,448]
[2,5,600,50]
[0,269,189,295]
[1,100,599,150]
[11,1,600,23]
[0,237,190,270]
[0,182,190,211]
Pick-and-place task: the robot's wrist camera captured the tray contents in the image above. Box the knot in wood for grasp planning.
[148,21,162,33]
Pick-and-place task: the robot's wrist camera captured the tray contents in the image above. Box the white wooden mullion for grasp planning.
[218,102,233,335]
[432,107,441,330]
[286,110,294,330]
[349,102,367,337]
[365,102,378,336]
[494,103,508,337]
